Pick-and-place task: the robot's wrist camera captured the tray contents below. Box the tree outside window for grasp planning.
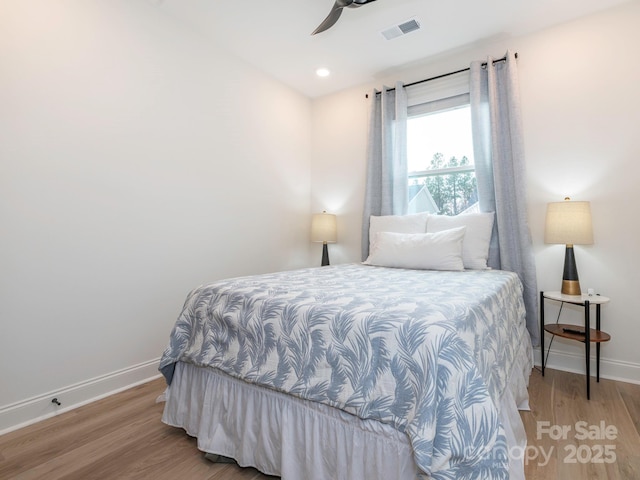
[407,105,477,215]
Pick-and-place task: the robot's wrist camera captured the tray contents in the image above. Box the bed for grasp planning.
[159,262,533,480]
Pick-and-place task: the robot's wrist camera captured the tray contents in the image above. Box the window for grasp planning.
[407,104,477,215]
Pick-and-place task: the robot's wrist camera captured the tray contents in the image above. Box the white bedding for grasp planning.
[159,264,534,479]
[163,355,530,480]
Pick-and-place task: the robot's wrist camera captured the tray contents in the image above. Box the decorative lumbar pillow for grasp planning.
[426,212,494,270]
[369,213,429,251]
[363,227,466,271]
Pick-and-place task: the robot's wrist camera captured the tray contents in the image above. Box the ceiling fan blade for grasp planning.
[312,0,377,35]
[311,3,344,35]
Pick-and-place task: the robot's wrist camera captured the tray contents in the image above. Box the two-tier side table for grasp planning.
[540,291,611,400]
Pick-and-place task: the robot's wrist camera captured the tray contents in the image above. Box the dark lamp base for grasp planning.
[321,243,330,267]
[561,245,582,296]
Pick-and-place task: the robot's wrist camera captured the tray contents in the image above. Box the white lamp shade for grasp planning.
[544,199,593,245]
[311,212,337,243]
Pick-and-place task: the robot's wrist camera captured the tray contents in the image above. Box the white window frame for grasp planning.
[406,72,476,215]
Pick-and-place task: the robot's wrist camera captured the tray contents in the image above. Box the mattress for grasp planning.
[159,264,533,479]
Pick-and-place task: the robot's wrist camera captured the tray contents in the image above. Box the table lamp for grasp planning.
[544,197,593,296]
[311,211,337,266]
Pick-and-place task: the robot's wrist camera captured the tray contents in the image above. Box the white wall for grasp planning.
[310,90,370,265]
[311,2,640,383]
[0,0,312,431]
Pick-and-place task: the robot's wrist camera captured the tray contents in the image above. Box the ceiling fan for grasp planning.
[312,0,378,35]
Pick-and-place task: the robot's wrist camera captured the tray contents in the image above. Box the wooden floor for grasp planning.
[521,367,640,479]
[1,368,639,479]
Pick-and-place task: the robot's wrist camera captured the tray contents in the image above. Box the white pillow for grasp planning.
[363,227,466,271]
[426,212,494,270]
[369,213,429,251]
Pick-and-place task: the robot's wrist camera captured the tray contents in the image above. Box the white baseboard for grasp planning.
[3,351,638,436]
[533,347,640,385]
[0,358,162,436]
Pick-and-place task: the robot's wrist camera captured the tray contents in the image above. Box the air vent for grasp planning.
[381,17,421,41]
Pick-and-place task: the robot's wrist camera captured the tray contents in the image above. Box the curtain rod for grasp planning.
[370,52,518,97]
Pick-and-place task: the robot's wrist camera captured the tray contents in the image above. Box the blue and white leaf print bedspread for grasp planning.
[159,263,531,480]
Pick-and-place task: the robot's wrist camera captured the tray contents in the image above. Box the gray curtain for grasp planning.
[470,51,539,346]
[361,82,408,260]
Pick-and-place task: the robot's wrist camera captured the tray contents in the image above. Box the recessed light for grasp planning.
[316,67,331,78]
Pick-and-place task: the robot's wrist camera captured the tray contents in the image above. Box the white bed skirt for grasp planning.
[162,357,531,480]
